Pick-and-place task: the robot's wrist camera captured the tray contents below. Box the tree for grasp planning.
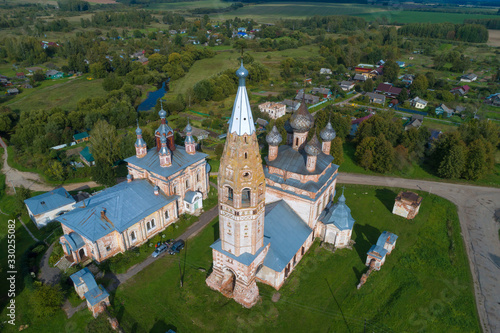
[90,120,121,165]
[29,282,64,318]
[383,60,399,82]
[362,79,374,93]
[355,136,376,170]
[412,74,429,93]
[463,139,488,180]
[398,88,408,103]
[15,186,32,215]
[437,141,467,179]
[45,161,66,181]
[102,73,124,91]
[89,62,107,79]
[372,134,394,173]
[91,162,116,187]
[330,137,344,165]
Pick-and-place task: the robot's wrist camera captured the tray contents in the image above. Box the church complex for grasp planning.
[206,63,355,307]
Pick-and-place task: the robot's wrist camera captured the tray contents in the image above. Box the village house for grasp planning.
[404,115,424,131]
[6,88,19,95]
[353,73,367,82]
[319,68,332,75]
[16,72,25,79]
[206,63,346,308]
[295,91,320,104]
[57,111,209,265]
[282,99,301,113]
[435,103,454,117]
[303,78,312,85]
[70,268,110,318]
[375,83,402,98]
[355,64,375,74]
[80,146,95,167]
[256,118,269,129]
[350,113,374,136]
[366,92,386,105]
[73,132,90,143]
[339,81,355,91]
[365,231,398,270]
[396,61,406,68]
[312,87,332,98]
[460,73,477,82]
[258,101,287,119]
[450,85,470,96]
[24,188,76,228]
[409,96,428,109]
[484,93,500,107]
[392,191,422,219]
[389,99,399,107]
[46,70,63,79]
[401,74,415,85]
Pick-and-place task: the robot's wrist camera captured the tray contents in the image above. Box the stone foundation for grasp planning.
[206,269,260,308]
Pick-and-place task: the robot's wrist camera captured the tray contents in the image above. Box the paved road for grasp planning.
[39,243,62,286]
[0,137,99,192]
[338,172,500,333]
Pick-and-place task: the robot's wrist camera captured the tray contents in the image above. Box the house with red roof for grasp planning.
[450,85,469,96]
[375,83,402,98]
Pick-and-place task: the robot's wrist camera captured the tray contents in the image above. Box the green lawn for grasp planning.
[3,77,106,113]
[96,185,479,333]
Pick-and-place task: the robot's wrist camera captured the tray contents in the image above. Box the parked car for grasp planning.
[152,244,168,258]
[169,240,185,255]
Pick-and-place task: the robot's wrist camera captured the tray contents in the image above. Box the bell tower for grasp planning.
[206,62,268,308]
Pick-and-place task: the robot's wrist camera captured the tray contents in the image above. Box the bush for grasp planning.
[49,243,65,267]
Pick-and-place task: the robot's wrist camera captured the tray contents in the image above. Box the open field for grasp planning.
[101,185,479,332]
[487,29,500,48]
[3,77,106,113]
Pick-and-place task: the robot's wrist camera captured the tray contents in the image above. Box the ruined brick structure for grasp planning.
[392,191,422,219]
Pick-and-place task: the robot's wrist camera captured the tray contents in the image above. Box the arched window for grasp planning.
[151,218,155,228]
[242,188,251,207]
[165,210,169,220]
[185,179,189,188]
[226,186,233,202]
[296,138,299,146]
[147,221,151,230]
[244,152,248,159]
[173,186,177,194]
[130,231,137,242]
[196,173,200,182]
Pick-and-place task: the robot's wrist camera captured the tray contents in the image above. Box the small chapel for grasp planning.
[206,63,355,308]
[58,108,209,264]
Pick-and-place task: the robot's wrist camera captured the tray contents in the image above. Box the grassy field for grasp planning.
[97,185,479,333]
[3,77,106,113]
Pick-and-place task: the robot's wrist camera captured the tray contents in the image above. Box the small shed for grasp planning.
[392,191,422,219]
[80,146,95,166]
[365,231,398,270]
[70,268,110,318]
[73,132,89,143]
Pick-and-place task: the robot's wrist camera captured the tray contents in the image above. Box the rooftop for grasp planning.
[24,187,76,216]
[58,180,178,242]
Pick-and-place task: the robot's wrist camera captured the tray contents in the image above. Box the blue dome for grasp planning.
[135,125,142,135]
[159,108,167,118]
[185,121,192,133]
[236,62,248,79]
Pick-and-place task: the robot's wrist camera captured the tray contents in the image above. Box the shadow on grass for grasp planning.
[149,320,177,333]
[212,221,219,242]
[375,188,396,213]
[353,223,380,264]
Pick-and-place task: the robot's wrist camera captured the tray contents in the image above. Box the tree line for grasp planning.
[464,18,500,30]
[398,23,489,43]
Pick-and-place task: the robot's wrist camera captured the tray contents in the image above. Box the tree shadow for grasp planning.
[353,223,380,264]
[149,320,177,333]
[212,221,219,241]
[375,188,396,213]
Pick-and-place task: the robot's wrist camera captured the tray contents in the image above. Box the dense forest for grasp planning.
[464,18,500,30]
[398,23,489,43]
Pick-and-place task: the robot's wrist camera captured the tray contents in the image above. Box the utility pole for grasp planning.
[179,257,183,288]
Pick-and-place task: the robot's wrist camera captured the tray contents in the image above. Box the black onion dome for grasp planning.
[305,134,321,156]
[284,120,294,133]
[266,126,282,146]
[290,102,314,133]
[320,121,336,142]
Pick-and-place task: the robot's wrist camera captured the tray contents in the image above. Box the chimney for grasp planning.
[127,174,133,183]
[154,185,160,196]
[101,208,107,219]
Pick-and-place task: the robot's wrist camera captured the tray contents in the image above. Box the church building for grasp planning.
[206,63,354,308]
[58,110,209,264]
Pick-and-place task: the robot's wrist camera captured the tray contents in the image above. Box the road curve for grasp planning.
[338,172,500,333]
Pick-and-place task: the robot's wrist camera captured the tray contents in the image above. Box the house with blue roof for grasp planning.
[70,268,110,318]
[318,188,355,248]
[57,111,209,265]
[24,187,76,228]
[365,231,398,270]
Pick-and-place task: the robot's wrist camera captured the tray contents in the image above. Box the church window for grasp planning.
[301,246,305,256]
[165,210,169,220]
[293,254,297,266]
[243,172,250,179]
[106,246,111,252]
[296,138,299,146]
[242,189,251,207]
[173,186,177,194]
[197,173,200,182]
[244,136,247,143]
[186,179,189,188]
[130,231,137,242]
[226,186,234,202]
[244,152,248,159]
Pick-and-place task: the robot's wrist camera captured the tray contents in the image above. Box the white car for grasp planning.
[151,244,168,258]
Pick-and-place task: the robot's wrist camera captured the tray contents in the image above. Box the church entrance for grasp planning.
[78,248,85,261]
[221,269,236,296]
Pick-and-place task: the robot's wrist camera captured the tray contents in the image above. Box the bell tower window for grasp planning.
[226,186,234,203]
[242,188,251,207]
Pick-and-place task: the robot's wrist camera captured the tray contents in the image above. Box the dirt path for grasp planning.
[0,137,99,192]
[338,172,500,333]
[39,243,62,286]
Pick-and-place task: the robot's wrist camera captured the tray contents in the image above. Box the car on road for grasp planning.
[169,240,185,255]
[152,244,168,258]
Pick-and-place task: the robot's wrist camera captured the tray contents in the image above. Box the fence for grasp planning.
[394,105,428,116]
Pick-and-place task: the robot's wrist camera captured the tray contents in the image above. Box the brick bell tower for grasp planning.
[206,62,269,308]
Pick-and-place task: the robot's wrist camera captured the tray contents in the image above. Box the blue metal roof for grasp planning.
[320,192,355,231]
[367,244,387,260]
[263,200,312,272]
[58,180,178,242]
[266,145,334,175]
[84,285,110,307]
[125,146,207,180]
[377,231,398,247]
[184,191,199,203]
[24,187,75,215]
[210,201,311,272]
[62,232,85,251]
[70,267,96,289]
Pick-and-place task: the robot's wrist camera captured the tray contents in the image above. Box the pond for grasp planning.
[137,80,169,111]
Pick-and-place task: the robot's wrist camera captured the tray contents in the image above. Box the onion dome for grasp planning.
[266,126,282,146]
[236,61,249,80]
[135,124,142,135]
[184,119,194,144]
[158,100,167,119]
[320,121,336,142]
[305,134,321,156]
[159,136,170,156]
[185,120,192,133]
[290,102,314,133]
[284,120,294,133]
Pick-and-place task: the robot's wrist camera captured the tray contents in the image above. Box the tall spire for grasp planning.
[227,61,255,136]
